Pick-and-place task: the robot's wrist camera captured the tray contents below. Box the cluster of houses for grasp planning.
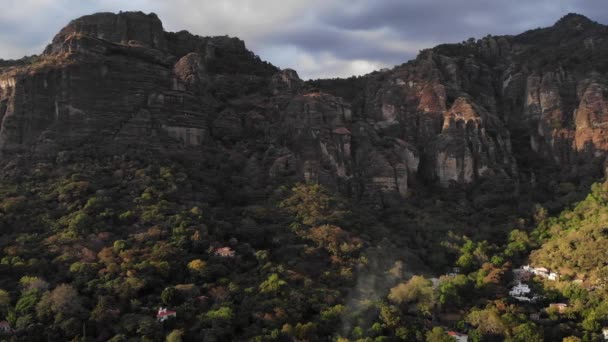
[508,265,562,302]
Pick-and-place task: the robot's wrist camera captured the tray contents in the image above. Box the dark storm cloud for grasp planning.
[281,0,569,65]
[320,0,546,38]
[260,26,419,64]
[1,0,606,78]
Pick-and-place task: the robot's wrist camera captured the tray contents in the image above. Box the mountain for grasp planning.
[1,11,608,341]
[3,13,608,206]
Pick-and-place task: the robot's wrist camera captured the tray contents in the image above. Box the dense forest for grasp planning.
[0,151,606,341]
[1,10,608,342]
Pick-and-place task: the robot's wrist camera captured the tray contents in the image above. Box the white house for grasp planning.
[522,265,560,280]
[602,327,608,340]
[509,282,531,297]
[532,267,549,278]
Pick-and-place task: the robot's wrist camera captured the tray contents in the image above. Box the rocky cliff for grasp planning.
[314,13,608,190]
[1,11,608,205]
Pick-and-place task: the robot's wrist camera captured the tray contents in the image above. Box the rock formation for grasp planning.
[2,11,608,205]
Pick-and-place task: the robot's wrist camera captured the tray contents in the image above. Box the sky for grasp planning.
[1,0,607,79]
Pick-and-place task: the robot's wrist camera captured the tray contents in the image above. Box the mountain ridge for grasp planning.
[3,11,608,205]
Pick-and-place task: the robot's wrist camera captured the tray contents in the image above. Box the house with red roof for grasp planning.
[214,247,235,257]
[157,307,177,322]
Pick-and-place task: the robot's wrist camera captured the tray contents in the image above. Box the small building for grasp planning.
[522,265,562,279]
[157,307,177,322]
[602,327,608,340]
[530,312,541,321]
[0,321,11,333]
[447,331,468,342]
[533,267,549,278]
[214,247,235,257]
[509,282,531,297]
[549,303,568,314]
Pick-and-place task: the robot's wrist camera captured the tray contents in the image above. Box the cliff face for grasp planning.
[1,11,608,204]
[315,13,608,189]
[0,12,275,157]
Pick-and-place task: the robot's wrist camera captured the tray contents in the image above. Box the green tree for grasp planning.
[205,306,233,323]
[426,327,455,342]
[388,276,435,315]
[259,274,287,294]
[161,287,177,306]
[280,183,349,227]
[466,307,506,336]
[438,274,471,308]
[166,329,184,342]
[511,323,543,342]
[113,240,127,252]
[0,289,10,315]
[379,304,401,329]
[15,290,40,315]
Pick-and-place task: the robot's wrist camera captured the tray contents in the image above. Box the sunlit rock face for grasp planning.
[2,11,608,203]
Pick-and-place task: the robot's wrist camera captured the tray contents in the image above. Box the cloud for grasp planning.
[0,0,153,59]
[0,0,607,79]
[262,46,387,79]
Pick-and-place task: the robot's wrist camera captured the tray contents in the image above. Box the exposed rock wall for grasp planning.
[2,11,608,204]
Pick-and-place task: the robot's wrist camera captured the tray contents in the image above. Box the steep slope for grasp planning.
[313,13,608,189]
[0,12,276,159]
[1,10,608,341]
[3,13,608,204]
[530,180,608,282]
